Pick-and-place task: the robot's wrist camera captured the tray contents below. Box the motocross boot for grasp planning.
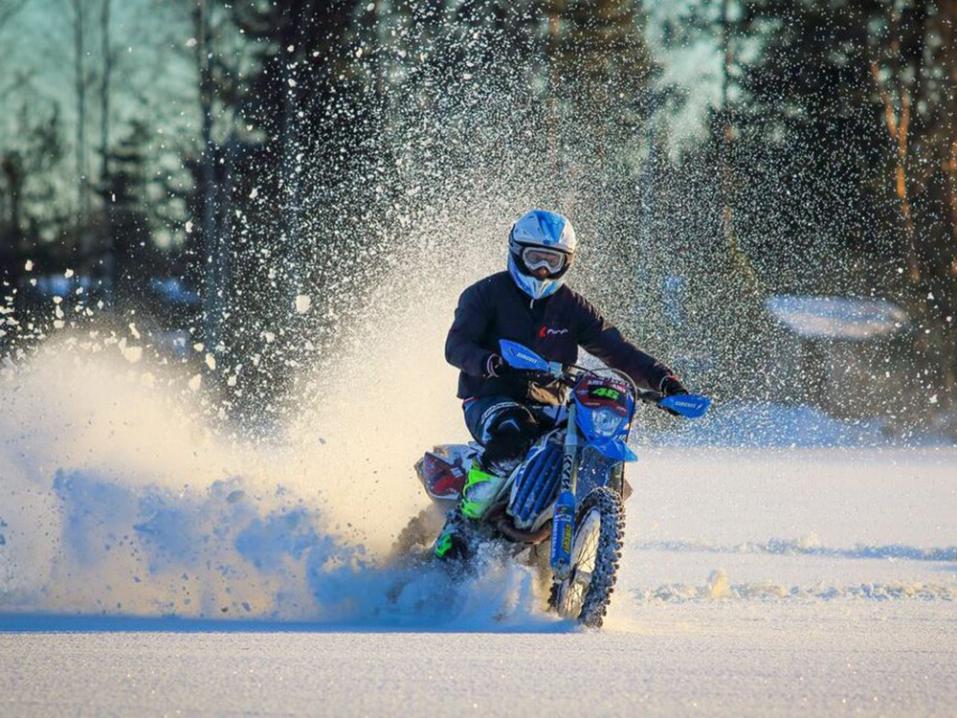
[434,405,537,561]
[459,463,508,519]
[433,509,471,560]
[433,463,508,560]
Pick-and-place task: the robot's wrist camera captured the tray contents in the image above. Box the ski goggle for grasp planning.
[521,247,567,274]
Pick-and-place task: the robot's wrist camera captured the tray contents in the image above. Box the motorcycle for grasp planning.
[407,339,710,627]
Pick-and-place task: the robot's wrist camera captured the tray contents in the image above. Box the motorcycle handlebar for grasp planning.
[508,366,667,405]
[506,367,572,386]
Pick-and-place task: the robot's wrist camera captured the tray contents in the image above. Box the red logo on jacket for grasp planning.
[538,325,569,338]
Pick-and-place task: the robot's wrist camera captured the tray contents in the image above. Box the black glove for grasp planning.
[485,353,509,378]
[658,375,688,416]
[659,375,688,397]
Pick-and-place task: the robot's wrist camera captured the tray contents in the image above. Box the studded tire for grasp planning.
[550,487,625,628]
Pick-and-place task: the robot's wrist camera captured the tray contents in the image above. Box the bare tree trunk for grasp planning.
[940,13,957,289]
[872,60,918,284]
[195,0,222,353]
[99,0,113,281]
[928,1,957,408]
[718,0,758,290]
[945,142,957,254]
[99,0,111,184]
[71,0,90,231]
[941,0,957,269]
[869,5,922,285]
[867,6,956,416]
[941,148,957,409]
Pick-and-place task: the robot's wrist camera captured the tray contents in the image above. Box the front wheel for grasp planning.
[550,486,624,627]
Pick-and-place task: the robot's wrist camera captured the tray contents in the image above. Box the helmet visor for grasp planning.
[521,247,566,275]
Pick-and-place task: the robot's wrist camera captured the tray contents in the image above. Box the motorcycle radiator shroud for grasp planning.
[505,439,631,531]
[507,439,562,530]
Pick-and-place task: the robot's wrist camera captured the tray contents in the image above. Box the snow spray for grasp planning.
[0,212,570,626]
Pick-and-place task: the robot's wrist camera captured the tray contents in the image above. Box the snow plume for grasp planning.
[0,72,573,624]
[0,292,561,627]
[0,339,310,618]
[0,14,650,624]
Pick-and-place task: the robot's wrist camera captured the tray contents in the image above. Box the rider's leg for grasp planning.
[466,397,541,475]
[433,397,541,560]
[433,508,471,560]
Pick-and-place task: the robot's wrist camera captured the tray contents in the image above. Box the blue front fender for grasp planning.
[588,437,638,462]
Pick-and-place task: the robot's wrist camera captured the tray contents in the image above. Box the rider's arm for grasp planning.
[445,283,493,378]
[573,294,675,392]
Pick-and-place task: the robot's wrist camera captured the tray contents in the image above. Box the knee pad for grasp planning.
[483,404,538,439]
[482,405,539,470]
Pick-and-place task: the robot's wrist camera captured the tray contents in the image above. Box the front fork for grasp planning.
[550,402,578,580]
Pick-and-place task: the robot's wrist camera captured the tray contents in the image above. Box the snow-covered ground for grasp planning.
[2,446,955,715]
[2,606,954,717]
[1,330,954,714]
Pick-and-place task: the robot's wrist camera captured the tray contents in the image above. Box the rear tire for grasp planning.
[550,487,624,628]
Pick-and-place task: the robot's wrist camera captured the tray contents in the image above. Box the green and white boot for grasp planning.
[459,464,507,520]
[433,465,507,560]
[433,510,470,560]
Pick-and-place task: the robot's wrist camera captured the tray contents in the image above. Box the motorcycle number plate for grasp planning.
[574,377,631,416]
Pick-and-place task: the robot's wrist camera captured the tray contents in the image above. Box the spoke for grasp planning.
[577,532,599,573]
[557,508,603,618]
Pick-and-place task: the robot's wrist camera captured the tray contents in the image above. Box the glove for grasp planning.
[659,375,688,397]
[658,375,688,417]
[485,353,509,378]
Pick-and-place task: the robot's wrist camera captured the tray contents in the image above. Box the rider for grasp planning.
[434,208,688,560]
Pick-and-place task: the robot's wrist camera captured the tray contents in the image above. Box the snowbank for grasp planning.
[765,294,909,340]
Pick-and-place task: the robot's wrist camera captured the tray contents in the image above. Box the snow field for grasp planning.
[2,603,955,716]
[1,310,955,714]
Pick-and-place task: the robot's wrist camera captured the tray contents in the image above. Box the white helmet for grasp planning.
[507,209,577,300]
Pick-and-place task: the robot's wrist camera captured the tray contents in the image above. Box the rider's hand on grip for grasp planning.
[659,375,688,397]
[485,353,509,378]
[486,352,554,385]
[658,375,688,416]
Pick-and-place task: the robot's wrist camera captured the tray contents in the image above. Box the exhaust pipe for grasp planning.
[484,504,551,544]
[495,516,552,544]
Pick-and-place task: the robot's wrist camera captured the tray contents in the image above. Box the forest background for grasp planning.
[1,0,955,439]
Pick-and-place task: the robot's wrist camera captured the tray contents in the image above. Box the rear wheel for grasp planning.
[550,487,624,627]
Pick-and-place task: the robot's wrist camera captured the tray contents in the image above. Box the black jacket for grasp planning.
[445,271,673,404]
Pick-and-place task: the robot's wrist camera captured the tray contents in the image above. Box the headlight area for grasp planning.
[589,407,623,438]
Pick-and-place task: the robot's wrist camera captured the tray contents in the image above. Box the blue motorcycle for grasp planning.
[412,339,710,626]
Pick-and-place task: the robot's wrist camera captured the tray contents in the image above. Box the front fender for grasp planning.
[587,436,638,462]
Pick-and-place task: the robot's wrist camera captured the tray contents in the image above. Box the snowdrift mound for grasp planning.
[636,568,957,604]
